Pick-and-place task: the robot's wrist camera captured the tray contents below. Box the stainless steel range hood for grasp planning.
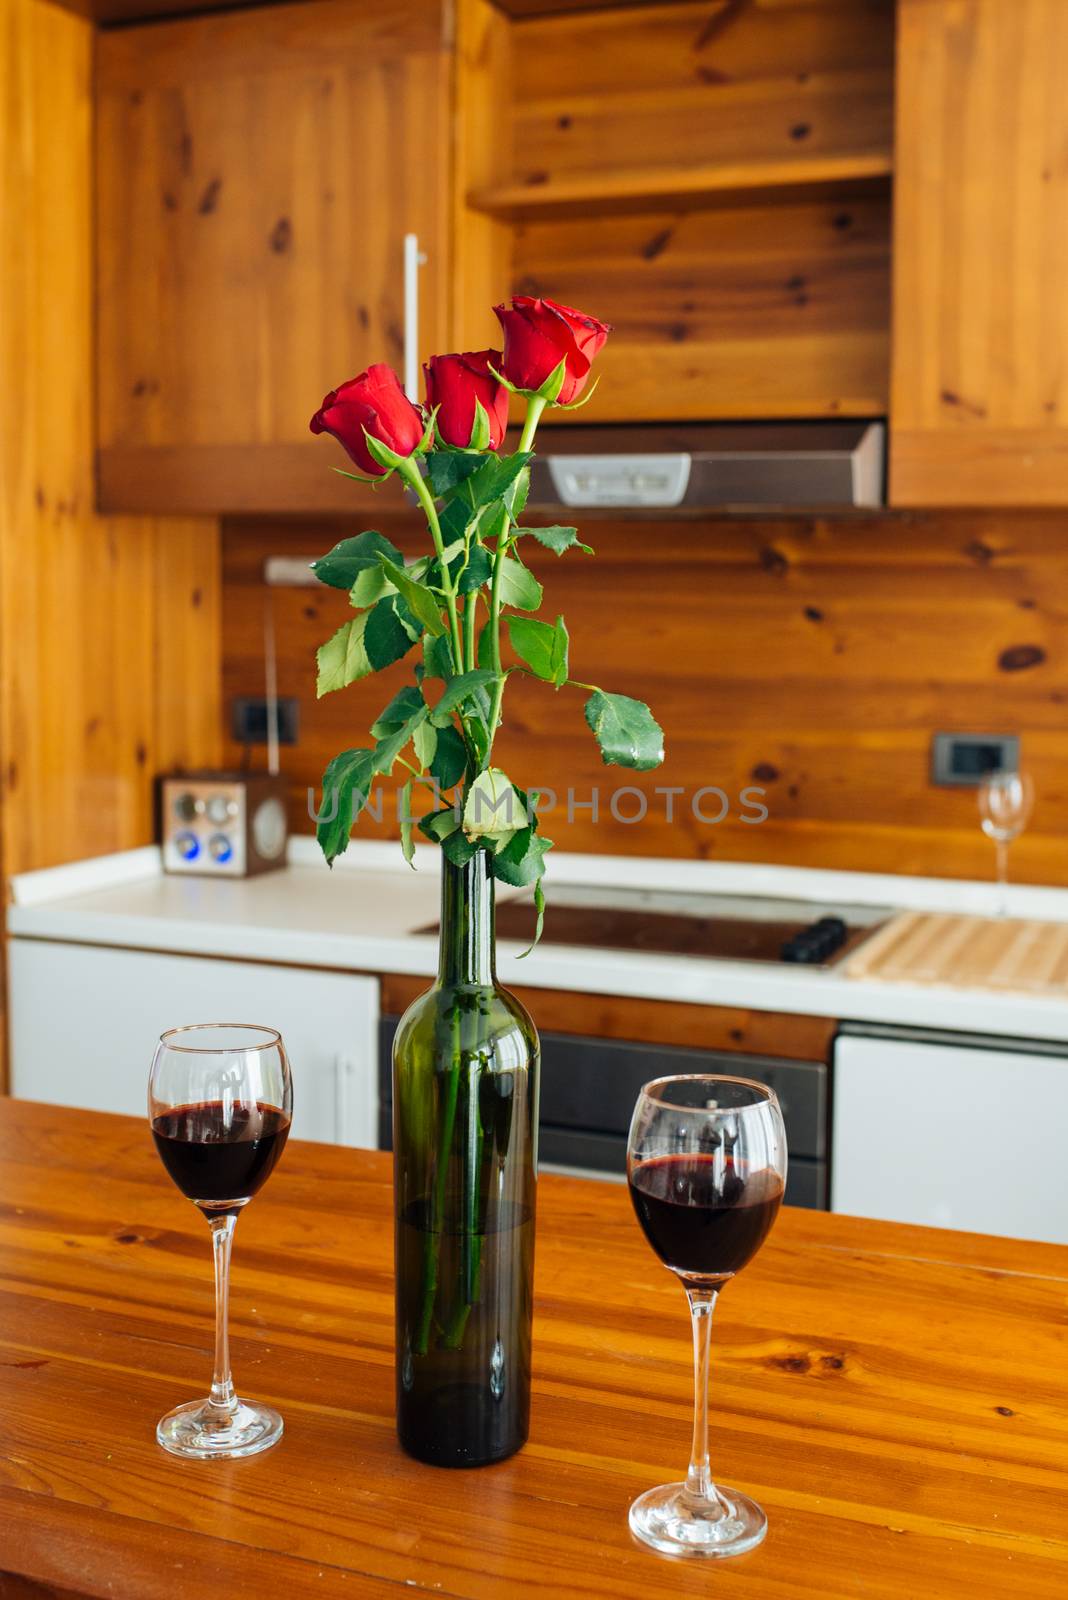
[523,420,885,513]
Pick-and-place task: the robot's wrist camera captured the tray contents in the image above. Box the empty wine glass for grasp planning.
[627,1075,787,1559]
[978,769,1034,914]
[149,1024,292,1459]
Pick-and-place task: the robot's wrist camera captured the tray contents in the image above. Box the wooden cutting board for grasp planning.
[844,911,1068,993]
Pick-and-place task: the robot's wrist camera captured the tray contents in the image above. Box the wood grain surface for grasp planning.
[0,1099,1066,1598]
[223,508,1068,883]
[0,0,221,1088]
[95,0,449,507]
[455,0,894,424]
[891,0,1068,505]
[844,910,1068,994]
[380,974,838,1060]
[1,0,220,875]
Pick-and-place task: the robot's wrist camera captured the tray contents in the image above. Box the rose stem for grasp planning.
[485,394,547,754]
[403,463,464,674]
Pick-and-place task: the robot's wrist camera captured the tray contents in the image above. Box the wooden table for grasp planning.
[1,1100,1066,1599]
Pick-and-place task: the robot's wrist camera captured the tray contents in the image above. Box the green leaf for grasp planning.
[366,594,422,669]
[462,767,527,842]
[316,747,375,864]
[492,826,552,888]
[498,555,543,611]
[428,542,494,596]
[506,614,568,686]
[312,530,404,592]
[433,668,498,719]
[316,614,371,696]
[389,592,424,644]
[370,683,425,738]
[378,555,447,637]
[584,690,665,771]
[373,705,428,775]
[425,451,482,497]
[413,719,438,770]
[429,724,468,789]
[441,829,479,867]
[527,525,594,557]
[506,466,530,522]
[399,777,416,867]
[419,806,462,843]
[423,632,456,681]
[459,452,532,517]
[479,500,510,549]
[530,878,546,953]
[438,495,473,548]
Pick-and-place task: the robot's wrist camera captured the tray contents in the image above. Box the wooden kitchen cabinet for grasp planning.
[891,0,1068,505]
[95,0,450,514]
[456,0,895,426]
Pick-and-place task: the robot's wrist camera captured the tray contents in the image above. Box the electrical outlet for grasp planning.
[232,697,299,747]
[930,732,1019,787]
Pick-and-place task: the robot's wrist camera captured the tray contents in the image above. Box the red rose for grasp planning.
[493,296,610,404]
[309,363,424,477]
[424,350,510,450]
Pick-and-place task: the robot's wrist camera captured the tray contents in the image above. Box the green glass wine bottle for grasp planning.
[392,847,539,1467]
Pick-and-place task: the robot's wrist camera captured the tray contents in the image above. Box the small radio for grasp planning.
[159,772,289,878]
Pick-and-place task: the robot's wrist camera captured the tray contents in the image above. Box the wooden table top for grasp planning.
[1,1099,1066,1599]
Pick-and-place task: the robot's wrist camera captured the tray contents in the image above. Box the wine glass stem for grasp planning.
[684,1285,720,1504]
[996,839,1010,915]
[208,1213,238,1413]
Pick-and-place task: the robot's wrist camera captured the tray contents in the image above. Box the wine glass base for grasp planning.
[156,1398,283,1460]
[629,1481,767,1560]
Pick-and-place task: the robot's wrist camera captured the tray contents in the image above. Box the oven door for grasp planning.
[379,1018,829,1209]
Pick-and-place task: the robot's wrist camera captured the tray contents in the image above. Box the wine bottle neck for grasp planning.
[437,849,496,987]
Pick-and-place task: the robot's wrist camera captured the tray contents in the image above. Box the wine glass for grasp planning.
[148,1024,293,1459]
[626,1075,787,1559]
[978,768,1034,915]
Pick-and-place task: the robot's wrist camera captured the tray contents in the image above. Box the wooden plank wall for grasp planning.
[0,0,221,1080]
[892,0,1068,505]
[221,509,1068,886]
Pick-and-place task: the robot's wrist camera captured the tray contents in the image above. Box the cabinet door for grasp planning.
[95,0,449,514]
[8,941,379,1148]
[891,0,1068,505]
[832,1032,1068,1244]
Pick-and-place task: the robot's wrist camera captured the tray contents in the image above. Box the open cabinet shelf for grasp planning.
[454,0,896,426]
[468,151,894,221]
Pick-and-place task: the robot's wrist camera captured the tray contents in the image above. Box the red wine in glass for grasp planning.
[625,1074,787,1560]
[628,1153,784,1283]
[152,1100,290,1211]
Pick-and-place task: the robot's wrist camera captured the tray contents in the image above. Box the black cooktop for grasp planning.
[424,886,888,968]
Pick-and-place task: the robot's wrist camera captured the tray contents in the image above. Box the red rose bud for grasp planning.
[493,296,610,404]
[309,362,424,477]
[424,350,510,450]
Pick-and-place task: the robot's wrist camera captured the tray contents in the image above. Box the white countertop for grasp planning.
[10,838,1068,1043]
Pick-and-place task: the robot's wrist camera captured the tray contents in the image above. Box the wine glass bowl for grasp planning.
[148,1023,292,1460]
[627,1075,787,1560]
[978,768,1034,913]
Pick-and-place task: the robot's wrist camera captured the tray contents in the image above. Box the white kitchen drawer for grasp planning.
[8,939,378,1148]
